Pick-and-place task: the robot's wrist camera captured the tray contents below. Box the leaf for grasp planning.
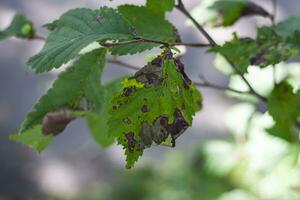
[210,34,257,74]
[211,26,300,74]
[0,13,35,40]
[189,0,270,27]
[109,5,177,56]
[109,50,202,168]
[13,48,107,152]
[27,7,133,73]
[267,82,300,142]
[146,0,175,17]
[10,125,54,153]
[275,16,300,38]
[87,78,125,148]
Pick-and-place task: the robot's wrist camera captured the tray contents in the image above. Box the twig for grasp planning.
[31,35,46,41]
[102,37,210,48]
[271,0,277,25]
[196,74,249,95]
[175,0,267,102]
[107,59,140,70]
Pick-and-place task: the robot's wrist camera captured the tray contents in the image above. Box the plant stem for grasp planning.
[107,59,141,70]
[175,0,267,102]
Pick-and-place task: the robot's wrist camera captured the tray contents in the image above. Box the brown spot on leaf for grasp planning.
[42,111,75,136]
[141,105,149,113]
[125,132,136,152]
[123,87,136,97]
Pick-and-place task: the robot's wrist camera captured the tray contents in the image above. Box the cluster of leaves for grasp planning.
[1,0,300,169]
[2,0,202,168]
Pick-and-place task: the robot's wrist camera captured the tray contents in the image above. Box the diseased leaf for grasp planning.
[11,49,107,151]
[211,25,300,74]
[109,50,202,168]
[267,82,300,142]
[87,78,125,148]
[27,7,133,72]
[146,0,175,17]
[0,13,35,40]
[10,125,54,153]
[109,5,177,56]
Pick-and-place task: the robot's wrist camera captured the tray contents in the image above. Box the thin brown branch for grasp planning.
[107,59,140,70]
[31,35,46,41]
[271,0,277,25]
[175,0,267,102]
[102,37,210,48]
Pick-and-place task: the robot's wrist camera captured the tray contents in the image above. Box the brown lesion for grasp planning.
[125,132,136,152]
[42,110,75,136]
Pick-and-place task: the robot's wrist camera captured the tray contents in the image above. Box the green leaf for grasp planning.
[27,7,133,72]
[20,48,107,138]
[109,50,202,168]
[0,13,35,40]
[146,0,175,17]
[109,5,177,56]
[275,16,300,38]
[10,125,54,153]
[210,34,257,74]
[267,82,300,142]
[211,27,300,73]
[87,78,125,148]
[189,0,270,27]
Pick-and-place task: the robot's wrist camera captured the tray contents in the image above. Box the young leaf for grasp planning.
[10,125,54,153]
[109,5,177,56]
[189,0,270,27]
[267,82,300,142]
[12,48,107,152]
[87,78,125,148]
[109,50,202,168]
[146,0,175,17]
[0,13,35,40]
[27,7,133,73]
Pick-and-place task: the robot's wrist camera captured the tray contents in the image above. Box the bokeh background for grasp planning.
[0,0,300,199]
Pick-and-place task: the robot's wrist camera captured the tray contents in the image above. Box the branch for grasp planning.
[195,75,249,95]
[31,35,46,41]
[107,58,140,70]
[175,0,267,102]
[271,0,277,25]
[102,37,210,48]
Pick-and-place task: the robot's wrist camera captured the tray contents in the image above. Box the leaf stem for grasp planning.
[175,0,267,102]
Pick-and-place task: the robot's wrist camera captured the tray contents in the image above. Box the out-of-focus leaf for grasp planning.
[10,125,53,153]
[188,0,270,27]
[267,82,300,141]
[0,13,35,40]
[146,0,175,17]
